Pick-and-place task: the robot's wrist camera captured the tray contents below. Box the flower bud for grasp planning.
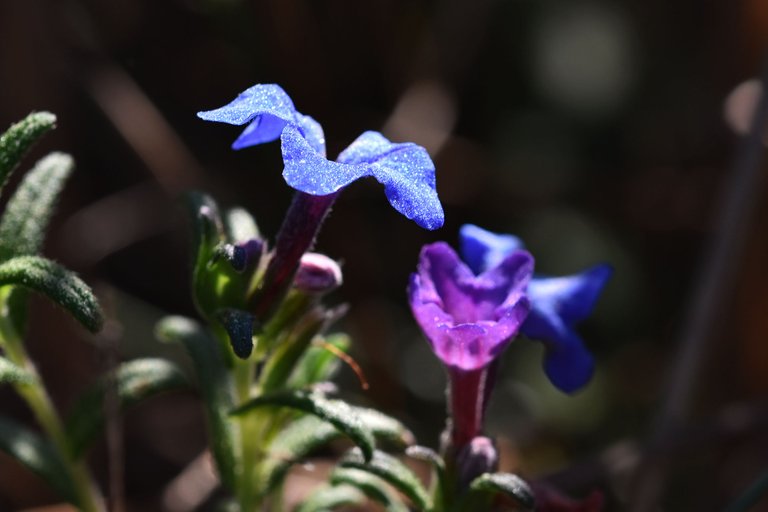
[293,253,343,294]
[456,436,499,491]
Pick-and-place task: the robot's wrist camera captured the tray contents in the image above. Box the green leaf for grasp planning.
[65,358,189,458]
[287,333,350,389]
[0,112,56,194]
[295,484,365,512]
[330,467,409,512]
[406,446,447,512]
[0,255,102,332]
[224,207,259,243]
[0,356,35,385]
[0,152,73,261]
[468,472,535,511]
[340,449,431,511]
[185,192,225,318]
[156,316,238,489]
[0,415,77,503]
[233,389,375,462]
[258,406,413,494]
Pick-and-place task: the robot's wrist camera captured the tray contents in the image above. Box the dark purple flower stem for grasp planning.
[447,361,498,451]
[251,191,338,321]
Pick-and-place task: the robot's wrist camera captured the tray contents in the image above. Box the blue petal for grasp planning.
[281,128,445,230]
[197,83,296,126]
[522,307,594,393]
[198,84,328,155]
[281,125,368,194]
[338,131,444,230]
[543,332,595,393]
[527,264,612,325]
[459,224,525,275]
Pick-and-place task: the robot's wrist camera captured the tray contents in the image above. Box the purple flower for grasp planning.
[197,84,444,230]
[459,224,612,393]
[408,241,533,448]
[408,242,533,371]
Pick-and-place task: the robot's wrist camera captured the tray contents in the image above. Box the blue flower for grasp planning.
[459,224,612,393]
[198,84,444,230]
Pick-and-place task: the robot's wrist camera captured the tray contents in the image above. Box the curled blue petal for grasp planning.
[339,131,444,230]
[522,307,594,393]
[282,128,444,230]
[197,83,296,126]
[198,84,327,155]
[459,224,525,275]
[528,264,612,324]
[543,333,595,394]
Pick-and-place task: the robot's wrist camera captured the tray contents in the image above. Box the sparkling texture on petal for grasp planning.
[408,242,532,370]
[338,131,444,230]
[459,224,525,274]
[197,84,327,155]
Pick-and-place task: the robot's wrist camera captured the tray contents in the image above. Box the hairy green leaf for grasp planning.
[0,255,102,332]
[0,356,35,385]
[0,152,73,261]
[468,472,535,511]
[233,389,375,462]
[331,467,409,512]
[340,449,431,511]
[0,415,77,503]
[406,445,447,511]
[66,358,189,458]
[156,315,238,489]
[295,484,366,512]
[258,405,413,494]
[185,192,225,318]
[0,112,56,193]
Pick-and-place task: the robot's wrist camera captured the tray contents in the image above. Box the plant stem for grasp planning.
[0,310,104,512]
[234,356,258,511]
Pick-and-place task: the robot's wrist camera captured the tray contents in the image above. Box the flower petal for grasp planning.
[527,264,612,325]
[338,131,444,230]
[281,125,368,195]
[198,84,327,155]
[197,84,296,126]
[415,242,481,322]
[408,243,532,371]
[459,224,525,274]
[522,307,594,393]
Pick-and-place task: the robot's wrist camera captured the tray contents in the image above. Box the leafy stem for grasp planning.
[0,291,104,512]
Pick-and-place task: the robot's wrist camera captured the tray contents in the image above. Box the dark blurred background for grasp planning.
[2,0,768,510]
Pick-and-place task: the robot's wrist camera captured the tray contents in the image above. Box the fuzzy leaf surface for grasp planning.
[156,315,238,489]
[0,256,102,332]
[233,389,375,462]
[295,484,366,512]
[0,152,73,261]
[341,449,431,511]
[65,358,189,458]
[0,112,56,193]
[468,472,535,511]
[331,467,409,512]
